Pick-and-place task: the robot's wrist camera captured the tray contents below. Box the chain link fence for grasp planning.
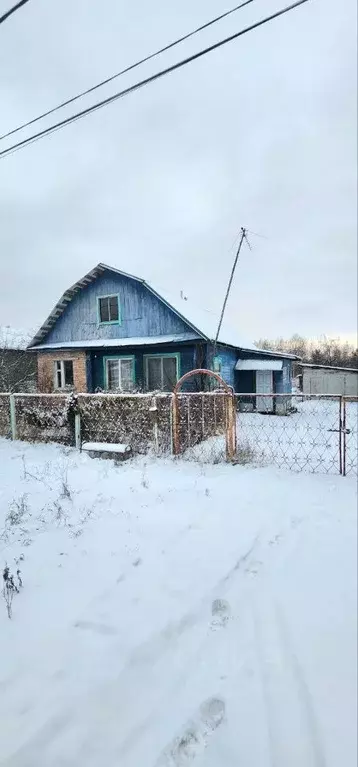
[172,391,230,462]
[343,398,358,476]
[235,393,357,475]
[0,393,10,437]
[0,390,356,476]
[77,393,171,454]
[14,394,73,445]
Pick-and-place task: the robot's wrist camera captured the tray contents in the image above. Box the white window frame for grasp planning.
[104,356,135,391]
[54,359,74,390]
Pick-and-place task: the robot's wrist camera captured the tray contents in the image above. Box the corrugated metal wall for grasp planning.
[303,368,358,396]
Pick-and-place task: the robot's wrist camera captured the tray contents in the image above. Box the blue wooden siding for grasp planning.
[234,351,293,395]
[90,344,198,391]
[89,342,293,393]
[43,271,199,344]
[274,358,292,394]
[206,344,238,388]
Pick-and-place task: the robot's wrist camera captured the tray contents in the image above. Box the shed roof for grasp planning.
[236,359,283,371]
[300,363,358,373]
[28,263,298,359]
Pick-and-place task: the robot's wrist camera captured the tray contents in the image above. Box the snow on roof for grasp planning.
[235,359,283,371]
[28,263,299,359]
[0,326,33,350]
[300,363,358,373]
[32,333,199,351]
[149,283,260,351]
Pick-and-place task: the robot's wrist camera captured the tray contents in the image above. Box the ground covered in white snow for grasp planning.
[0,438,356,767]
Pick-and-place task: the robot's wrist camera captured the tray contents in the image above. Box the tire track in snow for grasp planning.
[275,602,327,767]
[4,517,304,765]
[253,597,327,767]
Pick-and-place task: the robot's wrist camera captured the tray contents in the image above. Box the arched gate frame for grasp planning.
[172,369,237,462]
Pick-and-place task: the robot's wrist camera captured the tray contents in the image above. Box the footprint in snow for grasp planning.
[210,598,231,630]
[155,697,225,765]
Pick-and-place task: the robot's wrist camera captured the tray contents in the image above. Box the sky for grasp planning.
[0,0,357,344]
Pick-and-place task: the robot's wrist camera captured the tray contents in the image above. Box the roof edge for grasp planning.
[28,263,208,349]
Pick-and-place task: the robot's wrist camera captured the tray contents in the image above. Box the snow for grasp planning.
[0,439,356,766]
[30,333,199,351]
[149,283,298,357]
[301,363,358,373]
[82,441,131,453]
[235,358,283,371]
[0,326,33,351]
[28,263,298,358]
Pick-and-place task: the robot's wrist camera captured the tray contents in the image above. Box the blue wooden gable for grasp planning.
[42,269,201,345]
[30,263,296,402]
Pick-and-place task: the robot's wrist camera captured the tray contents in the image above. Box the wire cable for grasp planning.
[0,0,31,25]
[0,0,257,141]
[0,0,312,160]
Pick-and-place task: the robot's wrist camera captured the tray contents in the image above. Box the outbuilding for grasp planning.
[299,363,358,396]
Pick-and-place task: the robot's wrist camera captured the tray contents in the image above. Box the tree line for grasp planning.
[255,335,358,370]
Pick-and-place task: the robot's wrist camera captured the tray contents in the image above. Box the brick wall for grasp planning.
[37,351,88,393]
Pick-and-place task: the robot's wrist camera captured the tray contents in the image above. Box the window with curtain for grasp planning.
[145,355,178,391]
[105,358,134,391]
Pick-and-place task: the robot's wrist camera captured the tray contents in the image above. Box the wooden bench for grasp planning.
[81,442,132,462]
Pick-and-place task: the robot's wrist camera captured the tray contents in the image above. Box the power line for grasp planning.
[0,0,312,161]
[0,0,257,141]
[0,0,31,25]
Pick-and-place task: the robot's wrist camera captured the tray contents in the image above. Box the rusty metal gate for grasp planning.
[172,369,237,462]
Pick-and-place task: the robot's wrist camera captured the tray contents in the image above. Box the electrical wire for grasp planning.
[0,0,31,25]
[0,0,256,141]
[0,0,312,161]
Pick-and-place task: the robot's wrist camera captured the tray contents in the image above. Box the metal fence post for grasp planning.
[339,397,343,475]
[75,412,81,450]
[9,394,17,440]
[171,393,178,455]
[342,398,347,477]
[149,396,159,454]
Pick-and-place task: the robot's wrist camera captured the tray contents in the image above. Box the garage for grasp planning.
[300,363,358,396]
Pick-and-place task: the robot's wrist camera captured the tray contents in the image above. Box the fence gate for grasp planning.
[171,369,236,462]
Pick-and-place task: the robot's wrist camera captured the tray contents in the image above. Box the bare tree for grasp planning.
[0,326,36,392]
[255,334,358,370]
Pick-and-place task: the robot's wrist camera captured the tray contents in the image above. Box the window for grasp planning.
[145,355,179,391]
[98,295,120,324]
[54,360,74,389]
[104,357,134,391]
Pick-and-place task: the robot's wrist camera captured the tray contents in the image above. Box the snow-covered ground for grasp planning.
[0,438,356,767]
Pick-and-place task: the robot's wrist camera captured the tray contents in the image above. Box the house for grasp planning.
[0,326,36,392]
[28,263,297,409]
[299,363,358,396]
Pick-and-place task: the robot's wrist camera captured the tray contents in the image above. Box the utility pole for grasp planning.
[213,227,249,362]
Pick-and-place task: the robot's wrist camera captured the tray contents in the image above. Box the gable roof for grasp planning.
[28,263,298,359]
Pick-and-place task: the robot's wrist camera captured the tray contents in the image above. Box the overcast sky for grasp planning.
[0,0,357,343]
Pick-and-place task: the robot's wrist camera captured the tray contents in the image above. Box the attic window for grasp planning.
[98,295,120,324]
